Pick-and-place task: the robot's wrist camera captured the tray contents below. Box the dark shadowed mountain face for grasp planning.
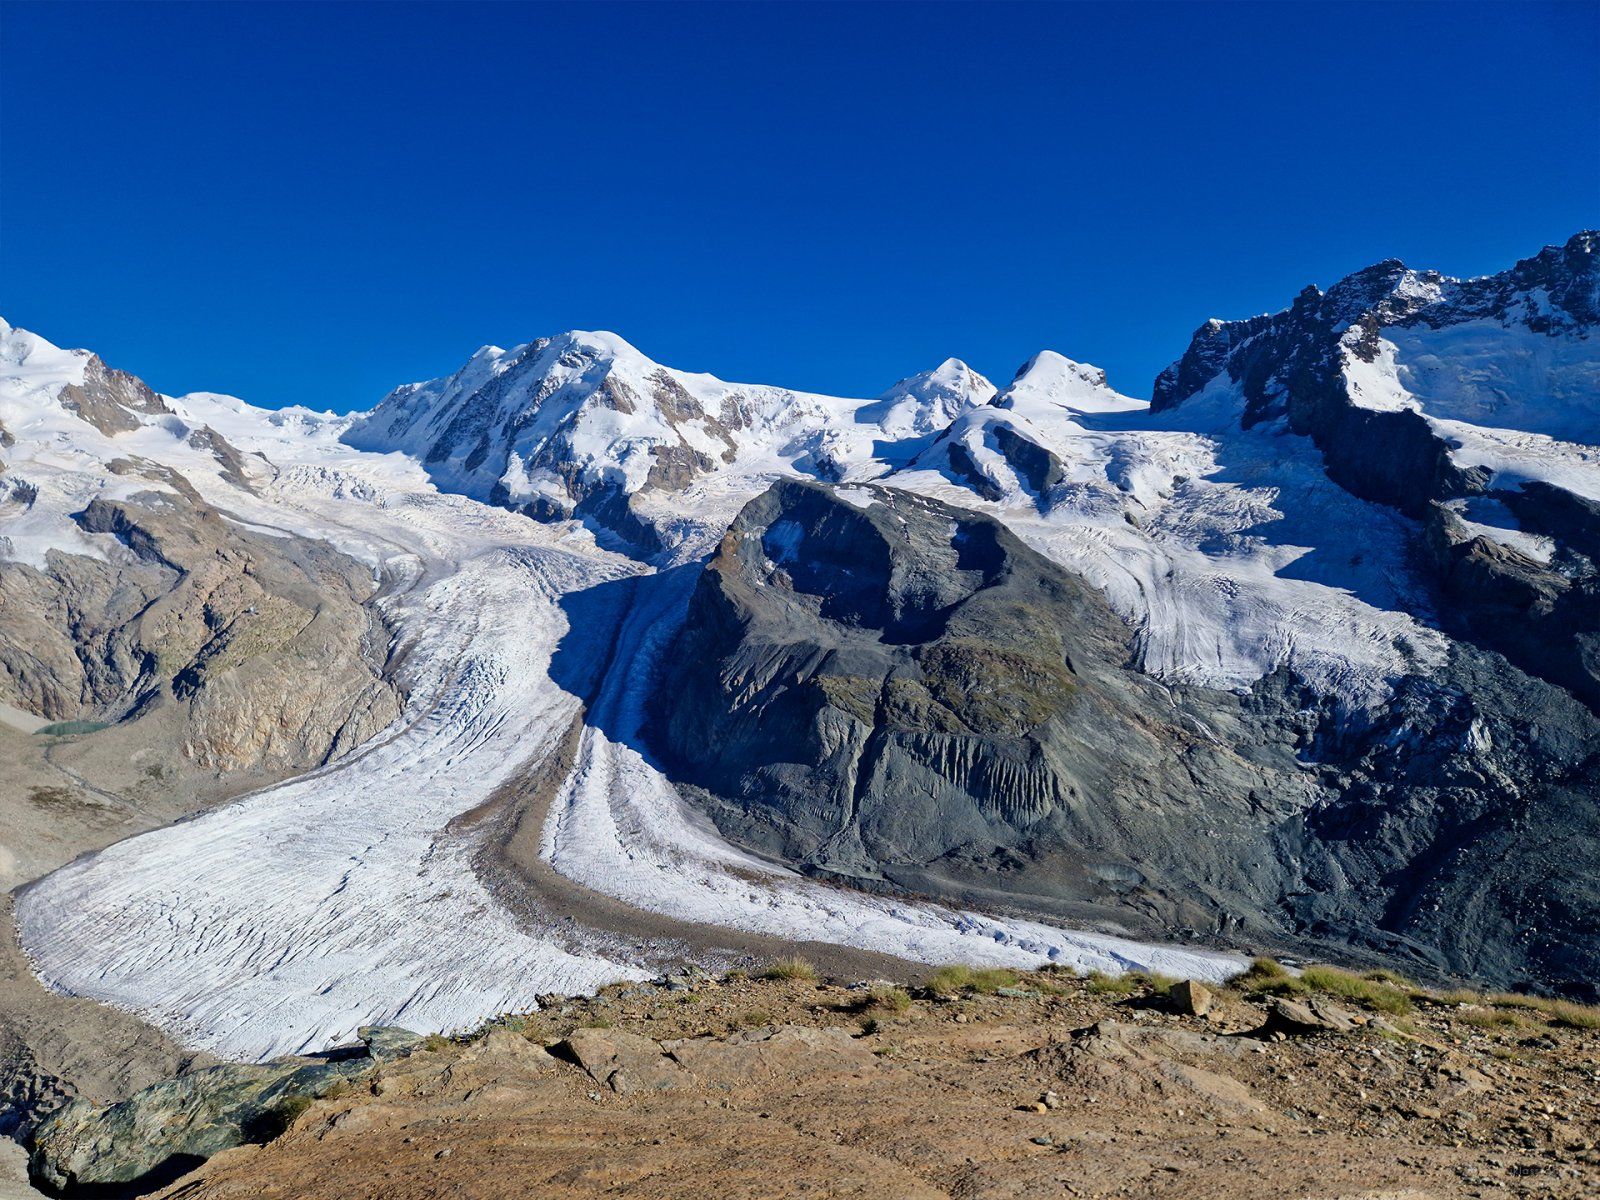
[649,479,1600,997]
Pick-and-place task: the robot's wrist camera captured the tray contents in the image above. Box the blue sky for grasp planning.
[3,1,1596,411]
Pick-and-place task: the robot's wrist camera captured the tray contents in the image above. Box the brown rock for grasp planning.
[1167,979,1214,1017]
[663,1024,877,1089]
[560,1028,690,1096]
[1260,998,1359,1036]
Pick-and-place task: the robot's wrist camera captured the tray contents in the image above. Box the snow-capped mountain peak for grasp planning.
[0,319,91,398]
[996,350,1144,416]
[862,357,995,439]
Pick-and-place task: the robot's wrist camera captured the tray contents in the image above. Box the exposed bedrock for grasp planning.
[648,480,1600,996]
[0,477,401,778]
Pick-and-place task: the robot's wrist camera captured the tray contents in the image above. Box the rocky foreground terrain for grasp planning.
[27,959,1600,1199]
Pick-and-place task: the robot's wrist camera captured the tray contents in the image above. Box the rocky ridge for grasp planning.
[1151,231,1600,708]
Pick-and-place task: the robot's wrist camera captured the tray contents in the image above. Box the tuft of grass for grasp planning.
[724,968,748,983]
[1085,970,1139,996]
[422,1033,451,1052]
[926,965,974,996]
[1460,1008,1531,1031]
[758,956,818,982]
[1298,965,1413,1015]
[868,985,913,1015]
[1361,968,1417,988]
[1551,1000,1600,1030]
[1483,991,1600,1030]
[859,1016,882,1036]
[581,1016,615,1029]
[739,1008,773,1029]
[967,968,1023,994]
[925,965,1022,996]
[1231,958,1309,997]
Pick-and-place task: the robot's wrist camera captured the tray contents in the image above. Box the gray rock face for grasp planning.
[650,479,1600,996]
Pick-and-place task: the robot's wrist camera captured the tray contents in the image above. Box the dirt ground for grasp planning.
[148,967,1600,1200]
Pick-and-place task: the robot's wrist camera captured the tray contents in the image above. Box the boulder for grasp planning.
[1166,979,1214,1018]
[1259,998,1360,1037]
[560,1028,690,1096]
[28,1052,374,1196]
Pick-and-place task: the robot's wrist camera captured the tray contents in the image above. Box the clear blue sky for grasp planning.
[3,1,1596,411]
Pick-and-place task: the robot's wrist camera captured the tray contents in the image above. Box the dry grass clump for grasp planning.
[866,985,913,1014]
[1460,1007,1532,1030]
[1298,965,1414,1015]
[758,956,818,982]
[1129,971,1179,994]
[1229,959,1412,1014]
[1552,1002,1600,1030]
[1485,992,1600,1030]
[1231,957,1305,995]
[925,965,1023,996]
[1360,967,1417,987]
[1084,970,1140,996]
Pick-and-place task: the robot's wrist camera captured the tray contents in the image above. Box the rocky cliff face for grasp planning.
[651,480,1600,996]
[0,478,399,774]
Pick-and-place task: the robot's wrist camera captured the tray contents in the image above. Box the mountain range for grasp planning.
[1,234,1596,1145]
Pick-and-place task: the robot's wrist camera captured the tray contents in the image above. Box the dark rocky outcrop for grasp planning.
[649,480,1600,996]
[27,1027,422,1197]
[1424,504,1600,710]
